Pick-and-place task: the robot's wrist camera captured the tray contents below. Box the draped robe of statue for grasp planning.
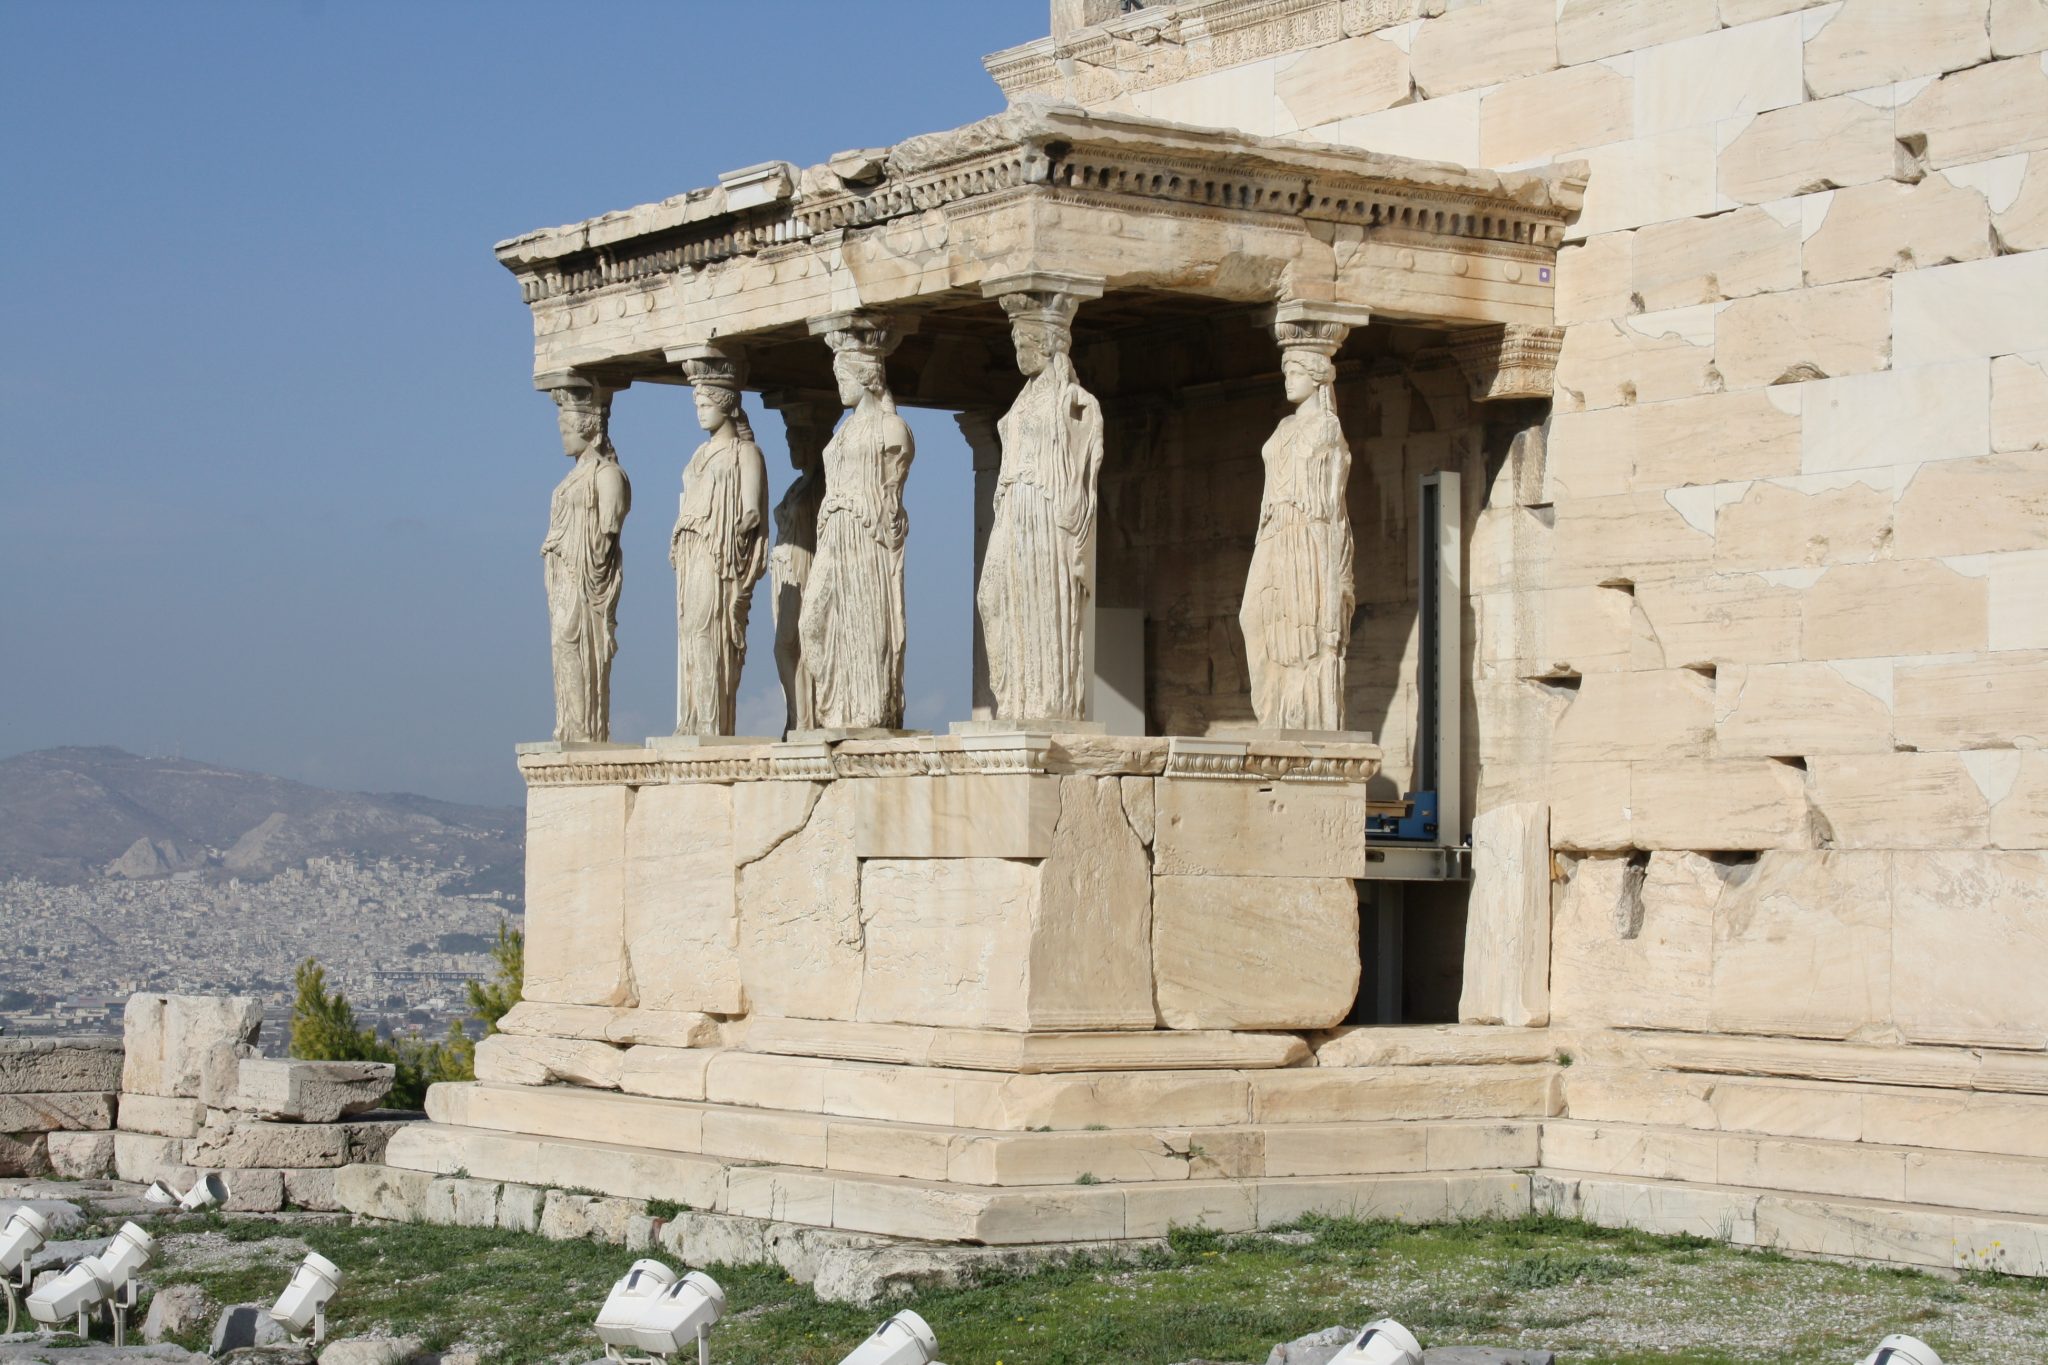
[1240,383,1354,730]
[672,430,768,734]
[542,452,630,743]
[978,352,1104,720]
[799,400,913,728]
[769,457,824,733]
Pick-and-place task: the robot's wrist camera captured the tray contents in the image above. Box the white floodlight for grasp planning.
[1859,1337,1944,1365]
[835,1309,938,1365]
[628,1270,725,1361]
[179,1173,230,1211]
[1327,1318,1423,1365]
[1,1206,53,1333]
[269,1250,344,1344]
[142,1181,179,1207]
[595,1259,678,1355]
[26,1259,106,1332]
[88,1222,156,1293]
[0,1206,51,1277]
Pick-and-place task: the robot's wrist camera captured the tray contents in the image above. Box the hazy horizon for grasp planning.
[1,3,1042,806]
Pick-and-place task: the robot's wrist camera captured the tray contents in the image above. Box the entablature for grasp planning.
[497,101,1584,392]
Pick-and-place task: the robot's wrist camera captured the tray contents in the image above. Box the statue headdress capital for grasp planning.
[540,372,612,420]
[1266,300,1372,359]
[809,311,915,360]
[670,342,749,394]
[985,271,1106,333]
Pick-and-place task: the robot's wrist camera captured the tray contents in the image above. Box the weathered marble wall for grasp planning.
[1009,0,2048,1053]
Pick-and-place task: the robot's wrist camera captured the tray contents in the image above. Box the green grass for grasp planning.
[117,1210,2048,1365]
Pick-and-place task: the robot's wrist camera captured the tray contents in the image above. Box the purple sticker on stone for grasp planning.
[1539,266,1552,282]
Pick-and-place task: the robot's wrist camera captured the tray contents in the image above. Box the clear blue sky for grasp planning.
[0,2,1045,805]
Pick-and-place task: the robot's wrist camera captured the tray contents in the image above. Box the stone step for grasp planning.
[1309,1024,1561,1068]
[426,1082,1541,1186]
[1563,1065,2048,1161]
[370,1122,1534,1243]
[1535,1169,2048,1278]
[478,1046,1558,1130]
[736,1016,1312,1071]
[1541,1119,2048,1216]
[1604,1029,2048,1096]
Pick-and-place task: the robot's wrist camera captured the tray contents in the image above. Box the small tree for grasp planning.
[466,920,523,1038]
[288,921,523,1109]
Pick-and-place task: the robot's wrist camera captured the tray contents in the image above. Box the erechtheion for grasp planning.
[339,0,2048,1280]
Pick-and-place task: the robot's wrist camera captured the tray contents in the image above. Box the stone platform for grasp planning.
[338,1024,2048,1283]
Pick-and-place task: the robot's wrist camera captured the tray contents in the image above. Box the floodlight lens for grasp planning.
[180,1174,229,1210]
[0,1207,52,1275]
[594,1258,678,1348]
[629,1270,726,1352]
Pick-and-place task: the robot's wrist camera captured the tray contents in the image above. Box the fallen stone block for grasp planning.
[315,1336,422,1365]
[123,994,263,1100]
[0,1093,116,1134]
[47,1130,117,1179]
[232,1060,395,1123]
[0,1037,124,1094]
[211,1302,289,1355]
[143,1282,212,1344]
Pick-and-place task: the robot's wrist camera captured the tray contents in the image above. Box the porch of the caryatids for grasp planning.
[667,342,769,738]
[1239,301,1371,733]
[762,387,837,736]
[797,311,918,734]
[975,272,1107,727]
[539,374,631,745]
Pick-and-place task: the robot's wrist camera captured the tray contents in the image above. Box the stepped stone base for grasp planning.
[332,1026,2048,1283]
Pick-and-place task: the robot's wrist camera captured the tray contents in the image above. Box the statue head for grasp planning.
[816,314,907,409]
[1282,348,1336,406]
[999,290,1083,379]
[831,350,888,408]
[693,383,741,435]
[680,350,747,436]
[551,383,610,458]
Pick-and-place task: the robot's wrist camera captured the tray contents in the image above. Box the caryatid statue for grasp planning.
[1240,303,1370,731]
[540,377,631,744]
[977,273,1106,723]
[799,313,917,731]
[669,346,769,736]
[763,389,837,735]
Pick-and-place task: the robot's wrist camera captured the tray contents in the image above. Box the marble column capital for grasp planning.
[1450,323,1564,402]
[807,311,916,357]
[665,341,749,391]
[1263,301,1373,356]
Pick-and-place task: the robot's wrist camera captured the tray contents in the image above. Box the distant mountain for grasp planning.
[0,746,523,896]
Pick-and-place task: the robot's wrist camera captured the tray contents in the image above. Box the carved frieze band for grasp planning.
[517,735,1373,786]
[516,141,1567,308]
